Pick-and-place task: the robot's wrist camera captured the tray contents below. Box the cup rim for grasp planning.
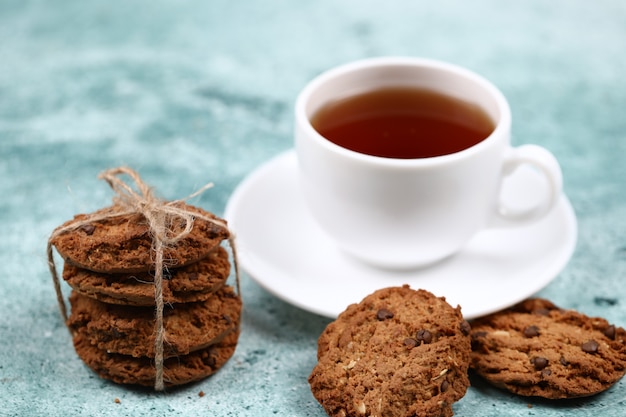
[295,56,512,167]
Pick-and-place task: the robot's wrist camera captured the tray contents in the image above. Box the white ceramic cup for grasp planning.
[295,57,562,269]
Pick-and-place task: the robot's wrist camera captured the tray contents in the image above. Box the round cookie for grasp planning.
[73,330,240,387]
[308,285,471,417]
[469,298,626,398]
[50,203,230,273]
[63,246,231,306]
[68,286,241,358]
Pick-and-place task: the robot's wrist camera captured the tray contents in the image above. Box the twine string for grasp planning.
[47,167,239,392]
[153,223,166,391]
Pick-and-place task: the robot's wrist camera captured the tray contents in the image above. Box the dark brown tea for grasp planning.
[310,86,495,159]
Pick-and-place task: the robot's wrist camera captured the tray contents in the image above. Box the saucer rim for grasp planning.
[225,150,578,319]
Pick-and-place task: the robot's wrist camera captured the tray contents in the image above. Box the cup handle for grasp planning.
[491,144,563,226]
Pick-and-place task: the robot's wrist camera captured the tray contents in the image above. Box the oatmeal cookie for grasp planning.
[68,286,241,358]
[470,298,626,398]
[63,246,230,306]
[73,330,240,387]
[309,285,471,417]
[51,203,229,273]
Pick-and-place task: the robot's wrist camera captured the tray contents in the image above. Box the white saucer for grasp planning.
[225,151,577,319]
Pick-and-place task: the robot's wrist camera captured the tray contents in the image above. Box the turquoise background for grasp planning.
[1,0,626,415]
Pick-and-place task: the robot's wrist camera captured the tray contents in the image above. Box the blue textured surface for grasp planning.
[1,0,626,415]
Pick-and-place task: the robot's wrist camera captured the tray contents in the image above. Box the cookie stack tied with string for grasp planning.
[47,167,242,391]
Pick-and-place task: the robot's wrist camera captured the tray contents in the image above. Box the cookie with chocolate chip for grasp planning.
[63,246,231,306]
[68,285,241,358]
[73,329,240,387]
[308,285,471,417]
[469,298,626,398]
[51,203,229,273]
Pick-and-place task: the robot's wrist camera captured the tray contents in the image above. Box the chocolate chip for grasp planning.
[531,357,549,370]
[416,329,433,344]
[604,325,616,340]
[111,327,125,339]
[559,356,569,366]
[79,224,96,235]
[376,309,394,321]
[460,320,471,335]
[404,338,418,348]
[541,368,552,378]
[472,331,488,339]
[523,325,540,338]
[533,308,551,316]
[440,380,449,393]
[202,351,217,368]
[470,331,488,350]
[581,340,599,354]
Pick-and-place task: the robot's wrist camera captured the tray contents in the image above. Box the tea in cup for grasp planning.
[295,57,562,269]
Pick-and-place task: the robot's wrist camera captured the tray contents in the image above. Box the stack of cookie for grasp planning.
[50,199,242,388]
